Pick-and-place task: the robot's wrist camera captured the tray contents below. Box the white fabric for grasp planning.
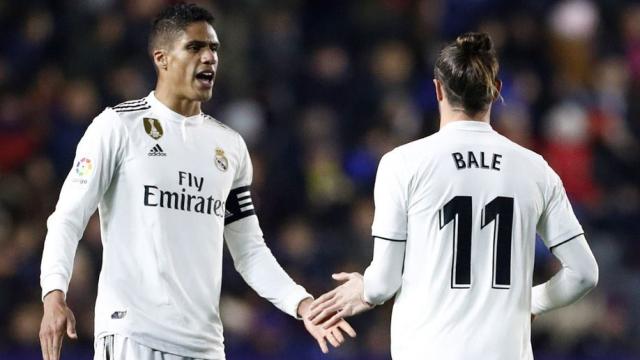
[367,120,590,360]
[363,238,404,305]
[531,235,598,315]
[41,92,310,359]
[94,334,209,360]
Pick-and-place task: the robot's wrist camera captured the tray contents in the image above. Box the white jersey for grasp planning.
[371,121,583,359]
[40,92,310,359]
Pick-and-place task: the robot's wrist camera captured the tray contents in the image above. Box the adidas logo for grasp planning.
[148,144,167,156]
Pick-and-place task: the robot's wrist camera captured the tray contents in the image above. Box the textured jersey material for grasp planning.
[41,92,310,359]
[370,121,583,360]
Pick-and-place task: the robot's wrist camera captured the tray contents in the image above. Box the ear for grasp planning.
[433,79,444,102]
[153,49,168,71]
[494,79,502,99]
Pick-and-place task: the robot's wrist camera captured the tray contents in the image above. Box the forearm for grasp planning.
[40,218,85,300]
[531,235,598,315]
[225,218,311,318]
[363,238,405,305]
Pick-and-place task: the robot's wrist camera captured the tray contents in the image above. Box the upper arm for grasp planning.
[550,235,599,287]
[371,151,409,241]
[224,133,257,227]
[52,108,125,218]
[536,163,584,249]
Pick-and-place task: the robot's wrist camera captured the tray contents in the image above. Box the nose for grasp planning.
[201,49,217,65]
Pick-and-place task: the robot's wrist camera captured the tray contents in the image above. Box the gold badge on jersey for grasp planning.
[143,118,164,140]
[215,147,228,172]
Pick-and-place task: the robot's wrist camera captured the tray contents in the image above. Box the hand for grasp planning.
[307,272,374,329]
[298,297,357,353]
[40,290,77,360]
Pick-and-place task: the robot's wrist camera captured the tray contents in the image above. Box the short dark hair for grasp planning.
[434,32,500,115]
[149,2,215,54]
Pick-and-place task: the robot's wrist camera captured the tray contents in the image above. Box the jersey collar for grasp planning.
[147,91,204,126]
[440,120,493,132]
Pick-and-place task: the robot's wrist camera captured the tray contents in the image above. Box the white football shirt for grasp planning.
[40,92,310,359]
[370,121,583,360]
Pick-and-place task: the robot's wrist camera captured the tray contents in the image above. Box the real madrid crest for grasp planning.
[143,118,164,140]
[215,147,228,172]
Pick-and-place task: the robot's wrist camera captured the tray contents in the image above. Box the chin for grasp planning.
[200,92,213,102]
[193,90,213,102]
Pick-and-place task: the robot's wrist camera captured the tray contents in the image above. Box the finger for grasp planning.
[53,330,63,360]
[310,290,337,310]
[308,297,337,321]
[67,311,78,339]
[40,333,48,360]
[332,327,345,344]
[316,335,329,354]
[326,332,340,348]
[312,303,344,325]
[338,320,357,338]
[332,272,351,281]
[321,308,348,329]
[47,332,56,360]
[47,331,57,360]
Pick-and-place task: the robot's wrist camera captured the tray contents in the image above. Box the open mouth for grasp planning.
[195,70,215,88]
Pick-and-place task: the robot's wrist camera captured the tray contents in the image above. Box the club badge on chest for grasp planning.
[143,118,164,140]
[215,147,228,172]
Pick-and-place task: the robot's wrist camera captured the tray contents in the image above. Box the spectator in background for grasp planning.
[0,0,638,359]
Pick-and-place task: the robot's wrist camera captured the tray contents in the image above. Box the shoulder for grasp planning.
[109,97,151,113]
[102,97,152,126]
[88,97,151,136]
[491,131,549,171]
[202,113,246,146]
[383,133,441,168]
[202,113,236,132]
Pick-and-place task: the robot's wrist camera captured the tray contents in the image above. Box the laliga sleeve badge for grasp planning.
[71,157,93,184]
[143,118,164,139]
[215,147,228,172]
[75,157,93,177]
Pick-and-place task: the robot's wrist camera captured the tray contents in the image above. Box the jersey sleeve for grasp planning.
[536,163,584,249]
[40,108,125,300]
[224,134,310,318]
[363,238,405,305]
[371,151,408,241]
[224,134,256,225]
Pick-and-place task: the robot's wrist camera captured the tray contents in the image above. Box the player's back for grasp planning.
[383,121,551,359]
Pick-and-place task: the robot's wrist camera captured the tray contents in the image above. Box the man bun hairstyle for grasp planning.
[434,32,500,115]
[149,2,215,54]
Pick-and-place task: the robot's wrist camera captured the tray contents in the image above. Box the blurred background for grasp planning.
[0,0,639,359]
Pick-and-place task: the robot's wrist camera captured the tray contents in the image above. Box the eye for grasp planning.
[187,45,199,52]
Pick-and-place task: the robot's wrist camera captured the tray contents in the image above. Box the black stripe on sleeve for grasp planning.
[373,235,407,242]
[114,105,151,113]
[549,233,585,252]
[113,103,148,110]
[113,99,146,109]
[225,185,256,225]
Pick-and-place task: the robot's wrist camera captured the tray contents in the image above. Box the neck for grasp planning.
[439,104,491,129]
[154,83,202,117]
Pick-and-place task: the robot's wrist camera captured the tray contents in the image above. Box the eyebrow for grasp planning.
[185,40,220,49]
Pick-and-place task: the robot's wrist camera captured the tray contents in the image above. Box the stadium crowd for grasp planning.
[0,0,639,359]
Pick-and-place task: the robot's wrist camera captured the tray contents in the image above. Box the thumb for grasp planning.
[332,272,351,281]
[66,310,78,339]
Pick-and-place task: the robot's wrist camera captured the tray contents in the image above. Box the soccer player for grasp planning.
[307,32,599,359]
[39,4,355,360]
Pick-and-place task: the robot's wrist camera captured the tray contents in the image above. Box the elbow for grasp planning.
[579,259,599,291]
[583,265,599,291]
